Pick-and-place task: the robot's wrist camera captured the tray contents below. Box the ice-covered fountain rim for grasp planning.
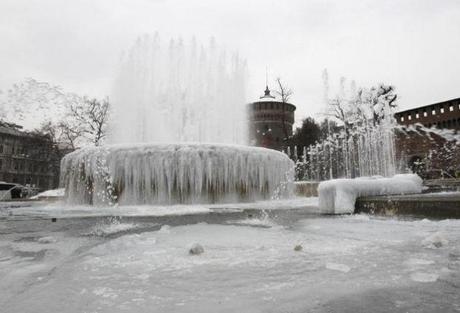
[63,142,291,159]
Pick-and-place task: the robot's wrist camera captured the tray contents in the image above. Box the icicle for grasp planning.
[60,144,295,205]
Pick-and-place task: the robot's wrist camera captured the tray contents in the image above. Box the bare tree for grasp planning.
[68,97,110,146]
[56,120,83,150]
[274,77,293,103]
[1,78,110,148]
[33,120,77,152]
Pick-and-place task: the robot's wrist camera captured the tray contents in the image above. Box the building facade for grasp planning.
[394,97,460,178]
[395,97,460,130]
[247,86,296,151]
[0,121,61,190]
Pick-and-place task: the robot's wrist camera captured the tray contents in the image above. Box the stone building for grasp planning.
[247,86,296,151]
[394,97,460,178]
[0,121,61,190]
[395,97,460,130]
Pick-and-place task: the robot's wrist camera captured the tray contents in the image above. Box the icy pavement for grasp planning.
[1,209,460,312]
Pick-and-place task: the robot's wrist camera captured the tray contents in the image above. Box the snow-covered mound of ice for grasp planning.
[30,188,65,200]
[318,174,423,214]
[60,143,294,205]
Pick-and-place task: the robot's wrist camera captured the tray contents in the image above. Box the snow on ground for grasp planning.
[318,174,423,214]
[1,211,459,313]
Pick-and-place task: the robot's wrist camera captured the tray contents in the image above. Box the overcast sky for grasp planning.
[1,0,459,123]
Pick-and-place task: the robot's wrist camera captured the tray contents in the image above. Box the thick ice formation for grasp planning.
[318,174,423,214]
[60,143,294,205]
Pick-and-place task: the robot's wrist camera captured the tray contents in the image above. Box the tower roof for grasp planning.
[259,85,276,100]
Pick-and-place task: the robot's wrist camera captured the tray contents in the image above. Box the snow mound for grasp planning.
[318,174,423,214]
[87,219,139,237]
[30,188,65,200]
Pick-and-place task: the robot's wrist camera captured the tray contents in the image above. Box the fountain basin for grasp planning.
[60,143,294,205]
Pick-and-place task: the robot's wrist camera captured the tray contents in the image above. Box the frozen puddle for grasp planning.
[1,214,460,312]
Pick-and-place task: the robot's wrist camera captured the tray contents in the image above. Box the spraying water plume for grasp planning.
[60,35,294,205]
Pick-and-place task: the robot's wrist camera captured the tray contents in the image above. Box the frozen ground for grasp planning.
[1,202,460,312]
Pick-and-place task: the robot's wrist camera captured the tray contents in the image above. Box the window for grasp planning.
[400,117,404,122]
[408,115,412,120]
[415,113,419,119]
[423,111,427,117]
[432,109,436,115]
[440,107,445,114]
[450,105,454,112]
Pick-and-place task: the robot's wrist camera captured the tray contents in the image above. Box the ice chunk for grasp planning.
[37,236,57,244]
[189,243,204,255]
[158,225,171,234]
[294,244,303,251]
[318,174,423,214]
[422,232,448,248]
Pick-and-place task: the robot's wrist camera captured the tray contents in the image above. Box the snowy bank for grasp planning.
[30,188,65,200]
[318,174,423,214]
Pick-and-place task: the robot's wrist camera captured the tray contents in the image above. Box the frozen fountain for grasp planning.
[60,35,294,205]
[292,118,397,181]
[289,84,399,181]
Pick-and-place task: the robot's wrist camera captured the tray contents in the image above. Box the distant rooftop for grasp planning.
[256,85,282,103]
[396,97,460,115]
